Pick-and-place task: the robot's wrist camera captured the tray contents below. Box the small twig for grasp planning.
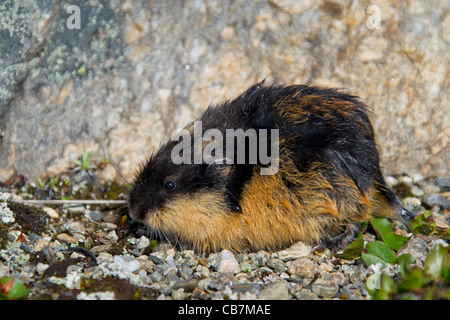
[10,199,127,205]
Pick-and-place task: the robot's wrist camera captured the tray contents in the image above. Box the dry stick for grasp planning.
[11,199,127,205]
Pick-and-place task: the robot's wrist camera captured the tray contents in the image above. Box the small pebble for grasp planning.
[423,193,449,210]
[258,281,290,300]
[276,242,312,261]
[213,250,240,274]
[42,206,59,219]
[113,255,140,273]
[385,176,398,187]
[287,258,315,277]
[436,177,450,189]
[403,197,421,207]
[56,233,78,244]
[136,236,150,250]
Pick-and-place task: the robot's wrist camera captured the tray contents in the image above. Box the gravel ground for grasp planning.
[0,173,449,300]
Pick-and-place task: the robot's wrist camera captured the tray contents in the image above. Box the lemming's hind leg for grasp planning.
[314,223,362,254]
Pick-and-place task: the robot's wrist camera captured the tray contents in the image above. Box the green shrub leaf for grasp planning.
[370,217,409,251]
[397,254,416,277]
[0,277,29,300]
[334,234,364,260]
[362,241,396,268]
[424,245,448,280]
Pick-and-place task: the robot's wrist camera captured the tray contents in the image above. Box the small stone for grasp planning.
[151,271,165,282]
[172,288,187,300]
[36,263,49,275]
[90,244,112,254]
[0,264,10,278]
[107,231,118,243]
[276,242,312,261]
[419,182,441,194]
[287,258,316,277]
[87,210,102,222]
[423,194,449,210]
[232,283,264,295]
[239,261,252,273]
[68,221,85,232]
[311,273,345,297]
[403,197,421,207]
[397,238,429,267]
[69,252,85,260]
[385,176,398,187]
[199,265,210,278]
[312,279,338,298]
[213,250,240,274]
[412,173,424,184]
[436,177,450,189]
[411,186,424,197]
[42,206,59,218]
[101,222,117,230]
[349,268,367,284]
[258,281,290,300]
[317,262,333,273]
[192,288,211,300]
[136,256,155,272]
[172,279,198,292]
[97,252,114,264]
[7,230,21,242]
[148,254,164,265]
[136,236,150,250]
[113,255,140,273]
[294,289,320,300]
[267,258,285,273]
[249,251,270,267]
[56,233,78,244]
[33,238,50,252]
[0,196,15,224]
[399,176,413,185]
[77,291,116,300]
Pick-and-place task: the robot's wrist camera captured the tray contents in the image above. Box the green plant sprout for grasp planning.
[49,177,59,191]
[73,145,95,172]
[38,178,46,189]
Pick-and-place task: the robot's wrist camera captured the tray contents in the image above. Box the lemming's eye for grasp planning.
[164,179,176,192]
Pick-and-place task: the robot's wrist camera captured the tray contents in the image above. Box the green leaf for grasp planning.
[410,211,436,236]
[397,254,416,277]
[370,217,409,251]
[362,241,397,268]
[334,233,364,260]
[424,245,448,279]
[397,267,428,292]
[0,277,29,300]
[77,65,87,76]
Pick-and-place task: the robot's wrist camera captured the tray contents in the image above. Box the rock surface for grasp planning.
[0,0,448,181]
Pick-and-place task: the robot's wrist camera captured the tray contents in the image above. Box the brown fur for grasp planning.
[129,83,413,253]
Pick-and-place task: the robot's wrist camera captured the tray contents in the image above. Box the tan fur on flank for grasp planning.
[142,153,386,253]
